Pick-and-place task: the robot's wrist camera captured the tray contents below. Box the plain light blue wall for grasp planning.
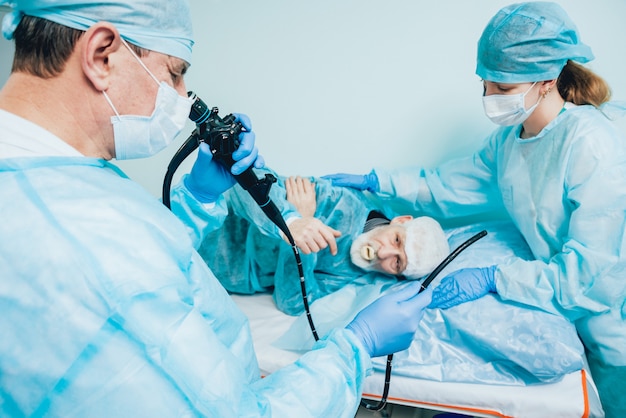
[1,1,626,197]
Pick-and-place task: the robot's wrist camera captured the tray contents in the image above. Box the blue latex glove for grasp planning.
[185,114,265,203]
[230,113,265,175]
[321,170,379,192]
[429,266,497,309]
[346,284,433,358]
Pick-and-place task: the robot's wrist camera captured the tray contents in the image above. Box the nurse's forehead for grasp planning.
[483,80,527,88]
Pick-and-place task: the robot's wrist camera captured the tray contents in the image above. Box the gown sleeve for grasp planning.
[374,133,505,219]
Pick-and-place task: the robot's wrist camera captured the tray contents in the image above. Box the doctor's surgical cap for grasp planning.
[476,2,594,83]
[1,0,194,64]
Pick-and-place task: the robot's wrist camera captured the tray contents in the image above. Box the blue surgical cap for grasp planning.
[1,0,194,64]
[476,2,594,83]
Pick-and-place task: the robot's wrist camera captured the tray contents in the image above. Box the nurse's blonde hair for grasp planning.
[557,60,611,108]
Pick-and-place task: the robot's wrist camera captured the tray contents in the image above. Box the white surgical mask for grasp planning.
[102,40,193,160]
[482,82,541,126]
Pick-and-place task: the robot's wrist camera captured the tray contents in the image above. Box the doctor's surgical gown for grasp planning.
[374,104,626,417]
[199,170,392,316]
[0,109,371,417]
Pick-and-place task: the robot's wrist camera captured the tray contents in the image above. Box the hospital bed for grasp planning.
[232,292,603,418]
[230,221,605,417]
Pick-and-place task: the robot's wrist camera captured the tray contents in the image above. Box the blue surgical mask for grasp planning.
[482,82,541,126]
[102,40,193,160]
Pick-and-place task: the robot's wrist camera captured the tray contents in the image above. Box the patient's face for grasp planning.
[349,224,408,275]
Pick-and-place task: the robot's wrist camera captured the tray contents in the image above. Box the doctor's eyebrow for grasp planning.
[170,59,190,76]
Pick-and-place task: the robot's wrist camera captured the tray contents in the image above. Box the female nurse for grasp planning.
[324,3,626,417]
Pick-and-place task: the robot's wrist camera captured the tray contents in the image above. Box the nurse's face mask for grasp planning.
[102,40,194,160]
[482,82,541,126]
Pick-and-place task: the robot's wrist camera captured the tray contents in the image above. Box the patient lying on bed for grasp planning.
[200,168,588,387]
[273,220,588,386]
[199,168,450,315]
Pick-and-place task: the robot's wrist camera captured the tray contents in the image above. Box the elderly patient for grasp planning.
[201,170,590,388]
[199,168,449,315]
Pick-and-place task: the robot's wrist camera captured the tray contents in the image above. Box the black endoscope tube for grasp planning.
[162,93,488,412]
[360,229,488,412]
[162,93,319,340]
[162,130,201,209]
[420,229,488,291]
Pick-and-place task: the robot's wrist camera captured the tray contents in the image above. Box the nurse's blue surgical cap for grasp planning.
[476,2,594,83]
[1,0,194,64]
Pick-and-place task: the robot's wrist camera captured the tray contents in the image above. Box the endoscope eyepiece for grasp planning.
[187,91,211,124]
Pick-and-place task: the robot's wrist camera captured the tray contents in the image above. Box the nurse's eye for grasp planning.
[494,83,517,93]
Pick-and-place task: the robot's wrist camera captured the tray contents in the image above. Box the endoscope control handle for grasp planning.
[186,92,292,239]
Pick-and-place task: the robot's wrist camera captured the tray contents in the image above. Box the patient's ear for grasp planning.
[390,215,413,225]
[80,22,121,92]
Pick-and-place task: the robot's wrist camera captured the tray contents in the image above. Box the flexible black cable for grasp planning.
[288,238,319,341]
[162,94,319,340]
[360,229,488,412]
[162,131,200,209]
[419,229,488,291]
[162,94,487,413]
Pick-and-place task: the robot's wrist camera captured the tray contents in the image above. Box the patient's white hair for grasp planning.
[402,217,449,278]
[350,216,450,279]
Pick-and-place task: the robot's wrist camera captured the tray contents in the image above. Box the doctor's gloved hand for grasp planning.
[346,284,432,358]
[185,114,265,203]
[230,113,265,175]
[185,142,235,203]
[429,266,497,310]
[321,170,379,193]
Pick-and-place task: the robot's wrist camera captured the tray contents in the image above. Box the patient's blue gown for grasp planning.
[199,170,393,315]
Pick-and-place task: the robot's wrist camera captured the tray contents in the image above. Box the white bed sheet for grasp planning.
[232,293,605,418]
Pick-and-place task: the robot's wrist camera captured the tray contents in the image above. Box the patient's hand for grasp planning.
[285,176,316,217]
[287,217,341,255]
[284,176,341,255]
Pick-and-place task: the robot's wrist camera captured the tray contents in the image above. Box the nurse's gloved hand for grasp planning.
[429,266,497,309]
[346,284,432,358]
[321,170,379,193]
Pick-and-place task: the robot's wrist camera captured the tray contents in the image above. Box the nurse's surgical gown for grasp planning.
[0,109,371,417]
[374,104,626,417]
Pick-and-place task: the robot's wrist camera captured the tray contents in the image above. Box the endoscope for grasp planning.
[161,93,487,412]
[162,92,319,340]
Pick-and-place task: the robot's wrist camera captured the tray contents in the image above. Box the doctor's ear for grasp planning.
[80,22,122,92]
